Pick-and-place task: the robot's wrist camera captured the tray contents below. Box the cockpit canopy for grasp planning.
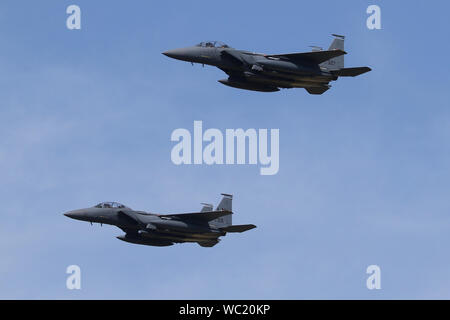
[94,202,129,209]
[195,41,231,48]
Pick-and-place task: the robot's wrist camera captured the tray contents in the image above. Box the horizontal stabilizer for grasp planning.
[163,210,233,222]
[331,67,371,77]
[220,224,257,233]
[268,49,346,65]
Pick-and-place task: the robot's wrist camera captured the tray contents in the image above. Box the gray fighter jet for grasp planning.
[163,34,371,94]
[64,194,255,247]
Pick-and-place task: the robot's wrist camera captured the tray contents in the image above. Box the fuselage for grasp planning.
[163,37,371,94]
[65,195,255,247]
[163,42,336,91]
[64,203,224,246]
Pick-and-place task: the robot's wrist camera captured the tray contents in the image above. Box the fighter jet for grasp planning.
[64,194,255,247]
[163,34,371,94]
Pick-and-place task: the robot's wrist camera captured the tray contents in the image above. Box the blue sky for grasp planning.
[0,0,449,299]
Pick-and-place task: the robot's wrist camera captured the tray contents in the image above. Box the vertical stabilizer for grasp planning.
[200,203,213,212]
[320,34,345,70]
[210,193,233,227]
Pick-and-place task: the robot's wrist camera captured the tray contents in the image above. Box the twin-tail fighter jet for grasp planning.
[163,34,371,94]
[64,194,256,247]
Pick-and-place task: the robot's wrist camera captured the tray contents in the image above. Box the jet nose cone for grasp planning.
[64,211,73,218]
[162,49,179,59]
[162,48,193,61]
[64,210,84,220]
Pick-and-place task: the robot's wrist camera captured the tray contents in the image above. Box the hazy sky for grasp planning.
[0,1,449,299]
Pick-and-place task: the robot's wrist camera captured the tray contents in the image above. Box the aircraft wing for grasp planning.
[267,49,346,64]
[161,210,233,222]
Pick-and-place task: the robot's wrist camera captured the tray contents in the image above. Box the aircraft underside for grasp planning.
[117,228,223,247]
[219,69,334,94]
